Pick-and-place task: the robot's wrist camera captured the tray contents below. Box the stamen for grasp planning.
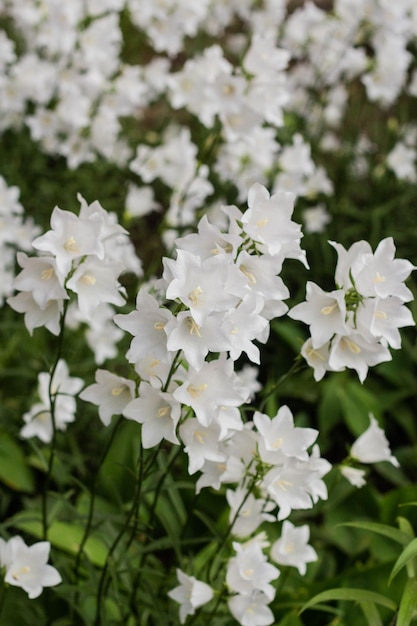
[111,386,125,396]
[64,236,79,253]
[374,310,387,319]
[239,265,257,285]
[187,317,201,337]
[81,274,96,286]
[321,303,337,315]
[188,383,208,398]
[256,217,268,228]
[374,272,386,284]
[157,406,169,417]
[154,321,165,330]
[188,286,203,306]
[41,268,54,281]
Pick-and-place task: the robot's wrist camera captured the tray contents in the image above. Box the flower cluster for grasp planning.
[7,195,141,362]
[290,238,415,382]
[78,182,331,625]
[0,536,61,599]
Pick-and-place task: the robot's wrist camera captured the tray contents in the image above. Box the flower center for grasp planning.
[188,286,203,306]
[41,268,54,281]
[187,383,208,398]
[64,235,79,253]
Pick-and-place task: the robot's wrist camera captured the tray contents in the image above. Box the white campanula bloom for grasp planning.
[355,296,415,349]
[227,488,275,538]
[260,444,330,521]
[228,590,275,626]
[165,310,226,371]
[123,382,181,448]
[32,207,105,279]
[179,418,225,475]
[66,257,125,320]
[114,289,174,366]
[0,536,61,599]
[242,183,305,262]
[226,539,279,601]
[351,237,415,302]
[165,250,241,326]
[328,332,392,383]
[292,238,415,381]
[168,569,213,624]
[386,141,417,182]
[175,214,242,260]
[173,355,248,428]
[12,253,68,309]
[340,465,366,488]
[350,414,399,467]
[254,406,318,464]
[20,359,83,443]
[79,369,135,426]
[270,520,317,575]
[7,291,64,336]
[289,282,349,349]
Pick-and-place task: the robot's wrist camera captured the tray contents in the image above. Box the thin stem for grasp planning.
[259,357,305,413]
[42,300,69,540]
[73,415,124,578]
[0,583,8,621]
[127,445,182,618]
[94,443,144,626]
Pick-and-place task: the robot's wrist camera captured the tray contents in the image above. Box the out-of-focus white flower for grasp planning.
[0,536,61,599]
[270,520,317,575]
[340,465,366,488]
[351,414,399,467]
[168,569,213,624]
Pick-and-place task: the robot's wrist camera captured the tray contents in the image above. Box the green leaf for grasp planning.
[397,578,417,626]
[12,513,108,567]
[300,588,397,615]
[389,537,417,584]
[0,431,34,493]
[339,521,411,546]
[360,602,383,626]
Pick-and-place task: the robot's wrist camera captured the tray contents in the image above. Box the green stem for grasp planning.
[259,358,305,413]
[42,300,69,540]
[94,443,144,626]
[73,415,124,578]
[127,445,182,619]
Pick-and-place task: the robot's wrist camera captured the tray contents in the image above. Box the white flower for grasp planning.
[228,591,275,626]
[123,382,181,448]
[0,536,61,599]
[340,466,366,488]
[168,569,213,624]
[289,282,349,349]
[226,540,279,601]
[270,521,317,575]
[32,206,104,278]
[79,369,135,426]
[350,414,399,467]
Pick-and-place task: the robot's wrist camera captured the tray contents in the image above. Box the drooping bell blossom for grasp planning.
[350,413,399,467]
